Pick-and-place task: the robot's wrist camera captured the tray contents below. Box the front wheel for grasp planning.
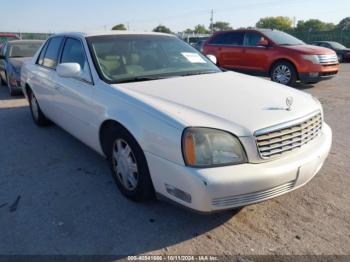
[29,90,50,126]
[106,125,155,202]
[7,75,16,96]
[271,61,297,86]
[337,54,343,63]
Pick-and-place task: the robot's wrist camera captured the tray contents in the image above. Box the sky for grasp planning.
[0,0,349,33]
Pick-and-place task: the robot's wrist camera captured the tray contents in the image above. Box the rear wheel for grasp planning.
[271,61,297,86]
[105,124,155,202]
[29,90,50,126]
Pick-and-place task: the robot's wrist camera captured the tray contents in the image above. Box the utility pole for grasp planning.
[210,9,214,33]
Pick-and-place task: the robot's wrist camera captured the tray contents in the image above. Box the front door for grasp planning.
[242,32,273,74]
[53,37,96,147]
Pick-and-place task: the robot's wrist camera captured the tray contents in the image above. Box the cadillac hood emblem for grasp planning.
[286,97,294,111]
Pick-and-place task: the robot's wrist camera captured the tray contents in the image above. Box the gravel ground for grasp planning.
[0,65,349,256]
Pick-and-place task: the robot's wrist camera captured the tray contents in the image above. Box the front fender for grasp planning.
[103,104,185,166]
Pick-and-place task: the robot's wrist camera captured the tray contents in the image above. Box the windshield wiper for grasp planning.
[117,76,167,84]
[179,71,219,77]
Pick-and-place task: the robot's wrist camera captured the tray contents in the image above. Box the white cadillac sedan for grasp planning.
[21,32,332,213]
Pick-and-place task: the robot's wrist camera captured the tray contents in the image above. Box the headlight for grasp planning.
[182,128,247,167]
[302,55,320,64]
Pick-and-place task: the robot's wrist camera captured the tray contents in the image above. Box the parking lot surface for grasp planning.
[0,65,349,256]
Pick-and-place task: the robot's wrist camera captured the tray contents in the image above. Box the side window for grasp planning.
[42,37,64,69]
[60,38,92,83]
[208,33,229,45]
[244,32,265,47]
[37,40,49,65]
[226,32,244,46]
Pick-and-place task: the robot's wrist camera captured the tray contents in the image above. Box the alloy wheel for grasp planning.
[272,65,292,85]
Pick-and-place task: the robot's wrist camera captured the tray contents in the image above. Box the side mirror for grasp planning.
[206,54,217,65]
[57,63,81,78]
[258,38,270,47]
[0,55,5,60]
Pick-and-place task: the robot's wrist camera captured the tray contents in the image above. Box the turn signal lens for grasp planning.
[184,132,196,165]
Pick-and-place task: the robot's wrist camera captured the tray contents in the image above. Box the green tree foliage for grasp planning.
[112,24,127,30]
[337,17,350,30]
[211,21,232,32]
[297,19,335,31]
[193,24,209,34]
[256,16,293,31]
[184,28,194,34]
[153,25,172,34]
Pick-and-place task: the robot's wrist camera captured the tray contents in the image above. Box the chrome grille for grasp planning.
[255,112,322,159]
[317,54,338,65]
[212,181,296,208]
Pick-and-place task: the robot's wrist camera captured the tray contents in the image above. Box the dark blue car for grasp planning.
[0,40,43,95]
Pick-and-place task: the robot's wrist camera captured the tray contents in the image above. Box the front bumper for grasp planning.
[299,71,338,83]
[146,123,332,213]
[298,64,339,83]
[8,75,23,92]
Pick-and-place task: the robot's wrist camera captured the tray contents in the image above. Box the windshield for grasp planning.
[329,42,346,49]
[263,30,304,46]
[87,35,220,83]
[8,42,43,58]
[0,36,19,44]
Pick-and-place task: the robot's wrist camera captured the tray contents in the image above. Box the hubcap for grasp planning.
[112,139,139,191]
[30,94,39,120]
[273,65,292,84]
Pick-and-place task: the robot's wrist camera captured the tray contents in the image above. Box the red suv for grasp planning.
[203,29,340,86]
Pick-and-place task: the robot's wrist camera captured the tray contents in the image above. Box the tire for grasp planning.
[337,54,343,63]
[105,124,155,202]
[271,61,297,86]
[7,75,16,96]
[28,89,50,126]
[0,74,5,86]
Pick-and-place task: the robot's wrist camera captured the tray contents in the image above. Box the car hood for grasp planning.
[113,72,321,136]
[8,57,31,69]
[338,48,350,53]
[283,44,336,55]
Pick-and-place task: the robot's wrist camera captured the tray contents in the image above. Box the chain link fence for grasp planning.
[287,30,350,46]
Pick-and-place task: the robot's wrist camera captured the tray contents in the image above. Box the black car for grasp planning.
[312,41,350,63]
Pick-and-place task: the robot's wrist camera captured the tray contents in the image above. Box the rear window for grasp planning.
[42,37,64,68]
[208,32,244,46]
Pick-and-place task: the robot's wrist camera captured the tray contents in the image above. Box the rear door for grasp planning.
[207,32,245,69]
[242,32,273,73]
[32,36,64,119]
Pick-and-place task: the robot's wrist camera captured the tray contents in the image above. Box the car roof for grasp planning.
[0,33,19,36]
[212,28,279,35]
[7,40,44,44]
[53,31,174,38]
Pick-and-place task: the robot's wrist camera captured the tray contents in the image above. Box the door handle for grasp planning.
[54,85,60,90]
